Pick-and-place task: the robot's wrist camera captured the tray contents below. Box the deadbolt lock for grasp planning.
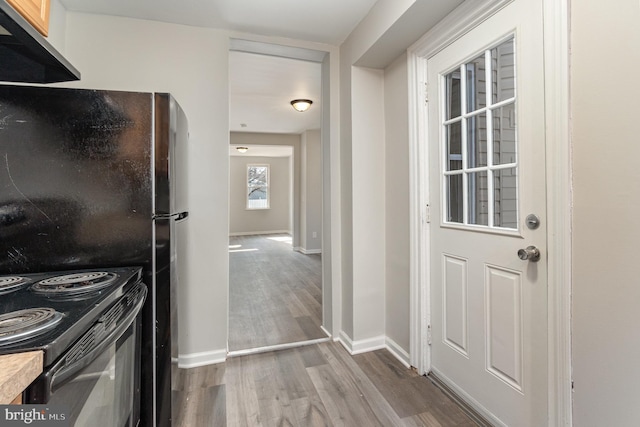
[525,214,540,230]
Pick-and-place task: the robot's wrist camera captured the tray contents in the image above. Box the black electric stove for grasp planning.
[0,266,143,367]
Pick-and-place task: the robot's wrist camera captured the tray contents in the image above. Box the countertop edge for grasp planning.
[0,351,43,404]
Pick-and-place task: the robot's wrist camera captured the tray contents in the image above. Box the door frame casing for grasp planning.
[406,0,572,425]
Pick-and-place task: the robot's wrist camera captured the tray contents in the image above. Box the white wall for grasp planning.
[339,43,355,339]
[229,156,291,235]
[230,132,301,244]
[47,0,67,53]
[384,52,410,353]
[337,0,417,348]
[351,66,386,345]
[571,1,640,424]
[60,12,230,361]
[300,129,322,252]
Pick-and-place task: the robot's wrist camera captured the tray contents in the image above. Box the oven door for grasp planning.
[26,282,147,427]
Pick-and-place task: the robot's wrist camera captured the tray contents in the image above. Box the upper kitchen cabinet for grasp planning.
[0,0,80,83]
[6,0,48,36]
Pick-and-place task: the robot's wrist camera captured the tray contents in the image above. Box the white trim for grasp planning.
[337,332,386,355]
[337,331,354,351]
[385,336,411,369]
[542,0,572,425]
[227,337,331,358]
[229,230,291,236]
[320,325,332,338]
[178,349,227,368]
[295,247,322,255]
[407,0,572,425]
[407,23,427,375]
[409,0,514,59]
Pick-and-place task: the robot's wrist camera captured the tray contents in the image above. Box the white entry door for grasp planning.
[427,0,546,425]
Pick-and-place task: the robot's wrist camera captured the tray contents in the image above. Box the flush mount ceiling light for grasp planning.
[290,99,313,112]
[236,147,248,153]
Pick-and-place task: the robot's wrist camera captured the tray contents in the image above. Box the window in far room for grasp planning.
[247,164,270,209]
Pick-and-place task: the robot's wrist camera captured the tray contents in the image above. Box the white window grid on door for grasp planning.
[440,36,518,231]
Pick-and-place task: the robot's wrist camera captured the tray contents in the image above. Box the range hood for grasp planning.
[0,1,79,83]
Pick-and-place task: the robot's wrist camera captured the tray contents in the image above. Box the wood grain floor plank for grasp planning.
[229,234,325,352]
[295,316,326,340]
[354,350,475,425]
[307,364,385,427]
[173,363,225,392]
[402,411,445,427]
[172,385,226,427]
[318,343,406,426]
[290,396,332,427]
[225,356,264,427]
[283,290,311,318]
[297,344,328,369]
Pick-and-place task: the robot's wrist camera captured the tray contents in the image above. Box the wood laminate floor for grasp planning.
[172,341,477,427]
[228,234,326,352]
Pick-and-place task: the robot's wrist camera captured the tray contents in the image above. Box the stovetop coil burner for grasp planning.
[0,308,63,343]
[31,272,119,297]
[0,276,32,295]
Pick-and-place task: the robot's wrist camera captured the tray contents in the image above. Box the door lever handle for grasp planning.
[518,246,540,262]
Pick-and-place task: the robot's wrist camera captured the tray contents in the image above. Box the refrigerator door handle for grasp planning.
[153,211,189,221]
[175,211,189,222]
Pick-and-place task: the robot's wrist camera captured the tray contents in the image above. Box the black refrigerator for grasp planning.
[0,85,188,427]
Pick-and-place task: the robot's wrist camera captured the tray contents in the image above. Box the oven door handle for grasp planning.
[50,285,147,391]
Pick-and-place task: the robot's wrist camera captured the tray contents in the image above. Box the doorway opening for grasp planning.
[227,40,332,354]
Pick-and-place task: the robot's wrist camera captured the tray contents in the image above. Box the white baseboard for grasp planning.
[294,247,322,255]
[337,332,386,355]
[178,349,227,368]
[337,332,411,369]
[337,331,353,352]
[228,337,331,358]
[320,325,332,338]
[385,336,411,368]
[229,230,291,236]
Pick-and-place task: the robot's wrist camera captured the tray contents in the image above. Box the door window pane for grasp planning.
[491,39,515,103]
[494,168,518,229]
[467,113,488,168]
[468,171,489,226]
[445,71,462,119]
[446,174,464,223]
[492,102,517,165]
[466,54,487,111]
[446,121,463,171]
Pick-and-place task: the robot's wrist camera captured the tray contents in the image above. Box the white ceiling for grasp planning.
[57,0,378,45]
[229,51,321,134]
